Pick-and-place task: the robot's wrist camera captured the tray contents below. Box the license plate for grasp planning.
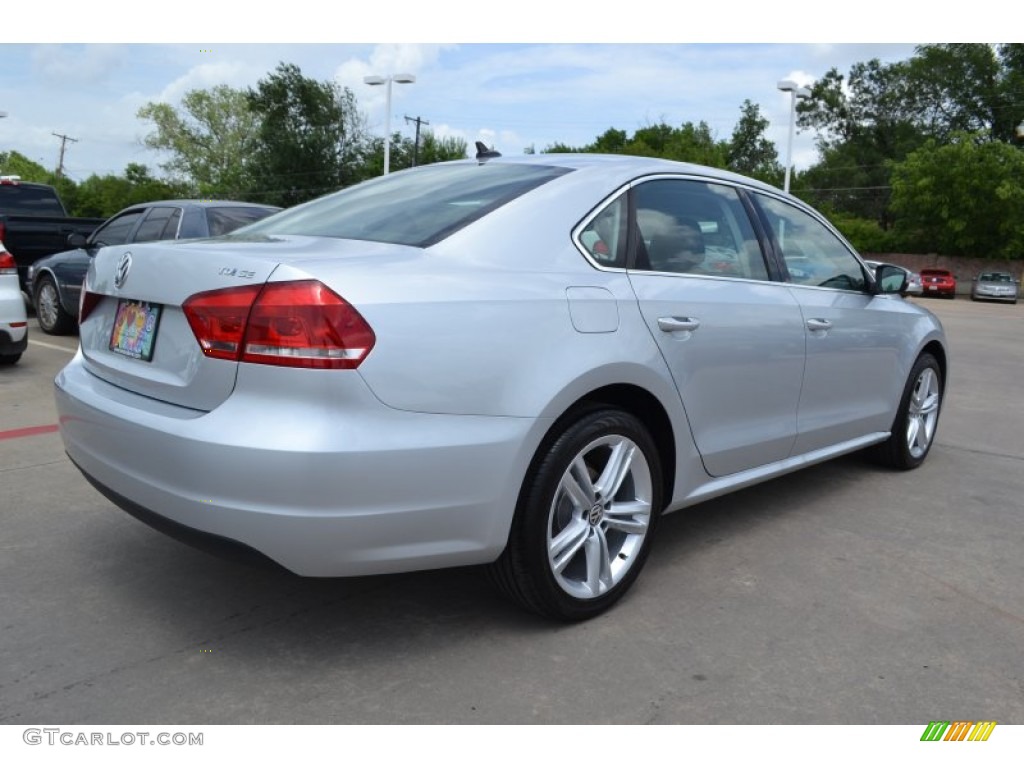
[109,299,162,361]
[928,286,938,291]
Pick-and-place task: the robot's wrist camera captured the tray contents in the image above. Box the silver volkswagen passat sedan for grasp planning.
[55,155,947,620]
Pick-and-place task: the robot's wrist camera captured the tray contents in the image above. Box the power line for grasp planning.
[52,132,78,182]
[404,115,430,166]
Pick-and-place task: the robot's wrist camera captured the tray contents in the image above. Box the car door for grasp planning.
[750,192,915,454]
[625,178,806,478]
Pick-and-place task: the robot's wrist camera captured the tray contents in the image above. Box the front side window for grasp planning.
[631,179,769,280]
[90,211,145,247]
[755,194,867,292]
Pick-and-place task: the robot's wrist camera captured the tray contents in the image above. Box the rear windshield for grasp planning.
[979,272,1012,282]
[237,162,572,247]
[0,183,66,216]
[206,206,279,236]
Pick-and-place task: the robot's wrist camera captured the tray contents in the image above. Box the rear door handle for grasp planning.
[806,318,833,332]
[658,316,701,333]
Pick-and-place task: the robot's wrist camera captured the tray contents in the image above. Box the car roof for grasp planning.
[121,200,280,209]
[457,153,787,194]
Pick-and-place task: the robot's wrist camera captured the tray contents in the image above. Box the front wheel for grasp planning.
[489,408,663,621]
[870,353,942,470]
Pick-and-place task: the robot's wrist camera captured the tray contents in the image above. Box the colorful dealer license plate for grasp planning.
[109,299,162,361]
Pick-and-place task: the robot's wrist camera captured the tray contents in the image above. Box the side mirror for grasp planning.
[67,232,88,249]
[875,264,908,295]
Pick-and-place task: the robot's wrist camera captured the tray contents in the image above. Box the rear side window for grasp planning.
[631,179,769,280]
[239,163,573,247]
[0,184,66,216]
[206,206,278,236]
[134,207,181,243]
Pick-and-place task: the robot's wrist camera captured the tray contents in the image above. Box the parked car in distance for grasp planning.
[864,260,923,296]
[55,155,948,621]
[29,200,280,334]
[970,271,1019,304]
[919,268,957,298]
[0,239,28,364]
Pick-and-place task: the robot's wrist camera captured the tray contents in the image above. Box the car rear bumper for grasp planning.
[971,292,1017,302]
[0,325,27,355]
[55,352,545,577]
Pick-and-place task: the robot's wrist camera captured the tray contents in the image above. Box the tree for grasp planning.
[889,133,1024,259]
[72,164,189,218]
[795,59,926,225]
[727,100,781,183]
[357,131,467,179]
[246,62,366,207]
[542,121,728,167]
[138,85,259,197]
[0,150,51,182]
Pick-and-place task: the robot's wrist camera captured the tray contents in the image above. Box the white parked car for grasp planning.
[55,155,948,620]
[0,239,28,364]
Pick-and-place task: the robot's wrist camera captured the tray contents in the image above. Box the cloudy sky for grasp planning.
[0,4,989,186]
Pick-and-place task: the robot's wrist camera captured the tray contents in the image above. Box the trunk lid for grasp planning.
[78,234,400,411]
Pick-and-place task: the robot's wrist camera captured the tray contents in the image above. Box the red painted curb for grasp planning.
[0,424,60,441]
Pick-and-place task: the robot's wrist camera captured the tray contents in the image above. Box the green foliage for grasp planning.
[543,121,729,167]
[0,150,52,182]
[246,62,366,207]
[71,163,190,218]
[889,133,1024,259]
[727,100,782,183]
[826,211,900,254]
[359,131,468,179]
[138,85,259,197]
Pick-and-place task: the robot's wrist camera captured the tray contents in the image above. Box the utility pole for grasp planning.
[52,132,78,181]
[404,115,429,167]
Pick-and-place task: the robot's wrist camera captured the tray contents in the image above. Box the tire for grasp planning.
[0,353,21,365]
[34,275,76,335]
[489,408,663,621]
[870,353,942,470]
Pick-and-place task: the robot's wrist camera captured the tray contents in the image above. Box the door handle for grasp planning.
[806,318,833,332]
[658,316,701,333]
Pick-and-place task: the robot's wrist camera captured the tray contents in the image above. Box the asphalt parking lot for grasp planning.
[1,297,1022,725]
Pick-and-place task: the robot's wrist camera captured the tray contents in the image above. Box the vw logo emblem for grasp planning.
[588,502,604,526]
[114,252,132,289]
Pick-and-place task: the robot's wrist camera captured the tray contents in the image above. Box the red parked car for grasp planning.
[920,268,957,298]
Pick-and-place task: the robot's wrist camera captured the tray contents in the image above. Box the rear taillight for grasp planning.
[182,284,261,361]
[0,251,15,275]
[183,280,375,369]
[79,289,101,324]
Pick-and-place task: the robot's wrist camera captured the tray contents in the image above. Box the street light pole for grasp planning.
[777,80,811,193]
[363,74,416,175]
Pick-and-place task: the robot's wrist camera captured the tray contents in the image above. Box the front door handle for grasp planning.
[658,316,701,333]
[806,318,833,332]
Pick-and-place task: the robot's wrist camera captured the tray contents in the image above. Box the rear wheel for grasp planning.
[34,275,76,335]
[870,353,942,470]
[490,408,663,621]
